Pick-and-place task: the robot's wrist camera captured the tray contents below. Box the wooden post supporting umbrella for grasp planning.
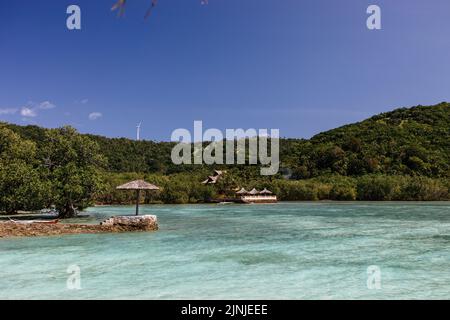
[116,180,160,216]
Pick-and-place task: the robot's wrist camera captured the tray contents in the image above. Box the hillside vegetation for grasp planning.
[6,103,449,178]
[1,102,449,213]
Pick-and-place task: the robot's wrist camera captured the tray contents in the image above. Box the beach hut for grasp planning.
[259,188,273,195]
[201,170,226,184]
[236,188,249,195]
[235,187,277,203]
[116,180,159,216]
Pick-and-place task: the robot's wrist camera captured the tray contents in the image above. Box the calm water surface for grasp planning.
[1,202,449,299]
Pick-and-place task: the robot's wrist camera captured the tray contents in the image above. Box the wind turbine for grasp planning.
[136,122,142,141]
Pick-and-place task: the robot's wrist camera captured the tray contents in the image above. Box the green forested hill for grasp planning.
[283,102,450,178]
[3,102,449,178]
[1,102,449,209]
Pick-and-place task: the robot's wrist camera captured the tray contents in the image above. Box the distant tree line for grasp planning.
[97,171,449,204]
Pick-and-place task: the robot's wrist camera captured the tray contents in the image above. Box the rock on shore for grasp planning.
[0,215,158,238]
[100,215,158,229]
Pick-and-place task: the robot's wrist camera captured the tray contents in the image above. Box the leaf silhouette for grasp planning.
[111,0,126,17]
[144,0,158,20]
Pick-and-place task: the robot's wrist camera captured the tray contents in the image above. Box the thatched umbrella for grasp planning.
[248,188,259,195]
[116,180,159,216]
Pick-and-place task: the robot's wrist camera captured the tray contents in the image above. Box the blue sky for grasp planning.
[1,0,449,141]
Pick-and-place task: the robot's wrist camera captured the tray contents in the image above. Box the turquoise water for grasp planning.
[1,202,450,299]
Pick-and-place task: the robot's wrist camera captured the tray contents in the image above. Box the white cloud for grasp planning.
[80,99,89,104]
[88,112,102,120]
[0,108,18,115]
[38,101,56,110]
[15,100,57,118]
[20,107,37,117]
[1,100,56,119]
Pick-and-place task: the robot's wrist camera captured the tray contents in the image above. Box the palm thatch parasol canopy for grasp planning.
[117,180,160,190]
[248,188,259,195]
[116,180,160,215]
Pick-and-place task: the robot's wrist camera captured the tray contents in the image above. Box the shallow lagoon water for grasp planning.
[1,202,450,299]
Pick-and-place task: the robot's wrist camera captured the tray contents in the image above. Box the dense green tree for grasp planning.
[214,173,238,197]
[0,127,48,213]
[356,175,399,201]
[40,126,105,218]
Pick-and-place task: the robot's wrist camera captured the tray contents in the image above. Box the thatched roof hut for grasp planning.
[236,188,249,195]
[248,188,259,195]
[259,188,273,195]
[201,170,225,184]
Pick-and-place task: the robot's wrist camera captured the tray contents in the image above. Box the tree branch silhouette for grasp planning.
[111,0,209,19]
